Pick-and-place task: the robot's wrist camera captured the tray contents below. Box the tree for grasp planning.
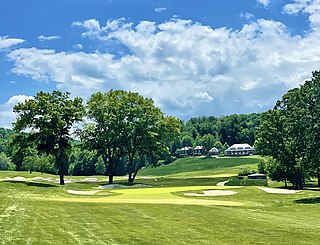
[126,115,180,182]
[0,152,15,170]
[255,83,315,189]
[299,71,320,186]
[0,128,14,153]
[82,90,180,184]
[81,90,129,184]
[95,155,106,175]
[255,107,305,189]
[197,134,216,151]
[13,91,85,185]
[7,134,33,170]
[181,135,194,147]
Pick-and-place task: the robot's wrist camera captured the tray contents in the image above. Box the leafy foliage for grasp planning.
[82,90,181,183]
[256,71,320,189]
[0,152,15,170]
[180,114,261,151]
[13,91,85,185]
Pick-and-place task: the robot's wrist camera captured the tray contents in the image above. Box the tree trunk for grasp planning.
[59,174,65,185]
[128,172,133,183]
[132,169,139,182]
[128,169,139,183]
[317,173,320,187]
[109,175,114,184]
[297,177,303,190]
[284,179,287,188]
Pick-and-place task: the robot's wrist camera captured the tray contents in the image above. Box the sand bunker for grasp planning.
[259,187,301,194]
[13,176,26,181]
[32,177,54,182]
[82,178,99,182]
[216,181,229,186]
[67,190,102,195]
[184,190,237,197]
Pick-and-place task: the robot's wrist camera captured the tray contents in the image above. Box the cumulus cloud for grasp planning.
[0,36,24,51]
[0,95,33,128]
[258,0,271,7]
[155,7,167,13]
[7,6,320,119]
[38,35,61,41]
[283,0,320,29]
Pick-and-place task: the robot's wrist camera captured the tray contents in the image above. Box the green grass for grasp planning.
[1,156,320,244]
[138,156,261,177]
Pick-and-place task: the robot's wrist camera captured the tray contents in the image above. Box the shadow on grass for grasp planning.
[2,180,57,188]
[294,197,320,204]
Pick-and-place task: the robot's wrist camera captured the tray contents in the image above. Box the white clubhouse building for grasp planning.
[224,143,255,156]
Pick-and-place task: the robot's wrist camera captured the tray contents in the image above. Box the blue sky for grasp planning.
[0,0,319,127]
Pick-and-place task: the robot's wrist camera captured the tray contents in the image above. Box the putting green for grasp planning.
[41,186,244,206]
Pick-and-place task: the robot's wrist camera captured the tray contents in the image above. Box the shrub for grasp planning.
[238,167,256,176]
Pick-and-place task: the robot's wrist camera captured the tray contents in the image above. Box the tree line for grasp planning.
[0,91,263,185]
[1,90,180,185]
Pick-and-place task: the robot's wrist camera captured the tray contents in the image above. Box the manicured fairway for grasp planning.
[1,156,320,244]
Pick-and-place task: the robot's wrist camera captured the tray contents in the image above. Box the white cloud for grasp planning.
[0,95,33,128]
[38,35,61,41]
[155,7,167,13]
[240,12,255,20]
[283,0,320,29]
[7,12,320,119]
[258,0,271,7]
[0,36,24,51]
[73,44,83,50]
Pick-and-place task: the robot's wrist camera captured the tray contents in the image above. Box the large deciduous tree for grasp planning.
[256,71,320,189]
[81,90,180,184]
[81,90,128,184]
[13,91,85,185]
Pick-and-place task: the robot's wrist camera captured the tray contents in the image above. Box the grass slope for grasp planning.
[1,156,320,244]
[139,156,261,177]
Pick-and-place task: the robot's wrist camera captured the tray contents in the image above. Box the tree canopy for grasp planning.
[13,91,85,185]
[256,71,320,189]
[81,90,180,183]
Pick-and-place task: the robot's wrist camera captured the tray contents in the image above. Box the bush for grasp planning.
[226,176,267,186]
[238,167,256,176]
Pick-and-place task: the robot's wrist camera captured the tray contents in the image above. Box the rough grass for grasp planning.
[1,156,320,244]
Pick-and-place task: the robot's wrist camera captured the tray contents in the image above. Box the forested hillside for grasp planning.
[170,113,261,153]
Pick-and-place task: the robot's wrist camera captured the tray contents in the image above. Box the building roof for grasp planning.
[248,173,266,177]
[180,146,192,151]
[209,147,219,152]
[226,143,254,151]
[194,146,204,150]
